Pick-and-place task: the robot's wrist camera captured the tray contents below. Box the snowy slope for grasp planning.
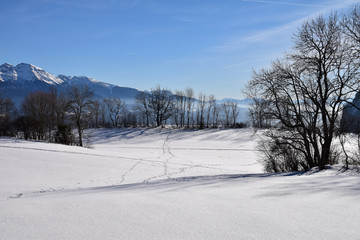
[0,128,359,240]
[15,63,64,84]
[58,74,111,88]
[0,63,17,82]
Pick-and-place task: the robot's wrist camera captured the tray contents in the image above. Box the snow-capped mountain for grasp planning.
[0,63,141,105]
[0,63,63,84]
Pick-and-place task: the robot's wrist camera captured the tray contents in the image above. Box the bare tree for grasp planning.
[21,91,53,140]
[19,90,68,141]
[103,97,126,127]
[179,91,186,127]
[47,88,58,136]
[148,85,173,127]
[221,101,231,128]
[172,91,180,127]
[229,101,239,128]
[0,96,15,136]
[212,99,220,127]
[338,6,360,133]
[185,88,194,128]
[173,90,186,128]
[100,101,106,127]
[48,88,72,142]
[122,109,137,127]
[67,85,94,146]
[343,5,360,46]
[135,91,151,127]
[206,94,216,128]
[197,93,207,129]
[54,91,68,127]
[90,100,102,128]
[246,13,360,171]
[243,86,274,128]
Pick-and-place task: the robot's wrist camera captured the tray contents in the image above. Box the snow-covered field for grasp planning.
[0,128,359,240]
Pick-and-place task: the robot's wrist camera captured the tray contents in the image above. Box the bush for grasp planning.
[55,125,74,145]
[235,122,247,128]
[259,137,341,173]
[259,138,307,173]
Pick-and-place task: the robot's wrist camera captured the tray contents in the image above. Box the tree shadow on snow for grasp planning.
[19,171,360,200]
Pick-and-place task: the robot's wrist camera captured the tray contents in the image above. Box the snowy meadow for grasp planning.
[0,128,359,239]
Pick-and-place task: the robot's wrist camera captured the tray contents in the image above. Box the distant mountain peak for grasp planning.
[1,63,14,68]
[0,62,64,85]
[16,62,39,68]
[15,63,47,75]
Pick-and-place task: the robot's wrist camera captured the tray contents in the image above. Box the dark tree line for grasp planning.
[0,85,131,146]
[245,6,360,172]
[134,86,242,129]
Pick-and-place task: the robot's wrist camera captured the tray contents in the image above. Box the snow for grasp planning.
[0,63,17,82]
[58,75,112,88]
[0,63,64,85]
[14,63,64,85]
[0,128,359,239]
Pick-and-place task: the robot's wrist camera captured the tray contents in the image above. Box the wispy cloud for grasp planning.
[16,12,56,22]
[241,0,324,7]
[12,0,142,22]
[213,0,360,52]
[148,4,226,23]
[38,0,140,10]
[212,19,302,52]
[11,1,59,22]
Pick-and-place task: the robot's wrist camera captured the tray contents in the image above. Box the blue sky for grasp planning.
[1,0,359,99]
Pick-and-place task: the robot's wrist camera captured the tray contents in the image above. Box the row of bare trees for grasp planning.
[0,84,243,146]
[0,85,132,146]
[18,86,95,146]
[245,6,360,172]
[134,85,242,129]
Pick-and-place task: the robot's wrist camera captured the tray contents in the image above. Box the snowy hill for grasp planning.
[0,128,359,239]
[0,63,141,105]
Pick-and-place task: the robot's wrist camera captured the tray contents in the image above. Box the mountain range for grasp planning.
[0,63,254,108]
[0,63,141,106]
